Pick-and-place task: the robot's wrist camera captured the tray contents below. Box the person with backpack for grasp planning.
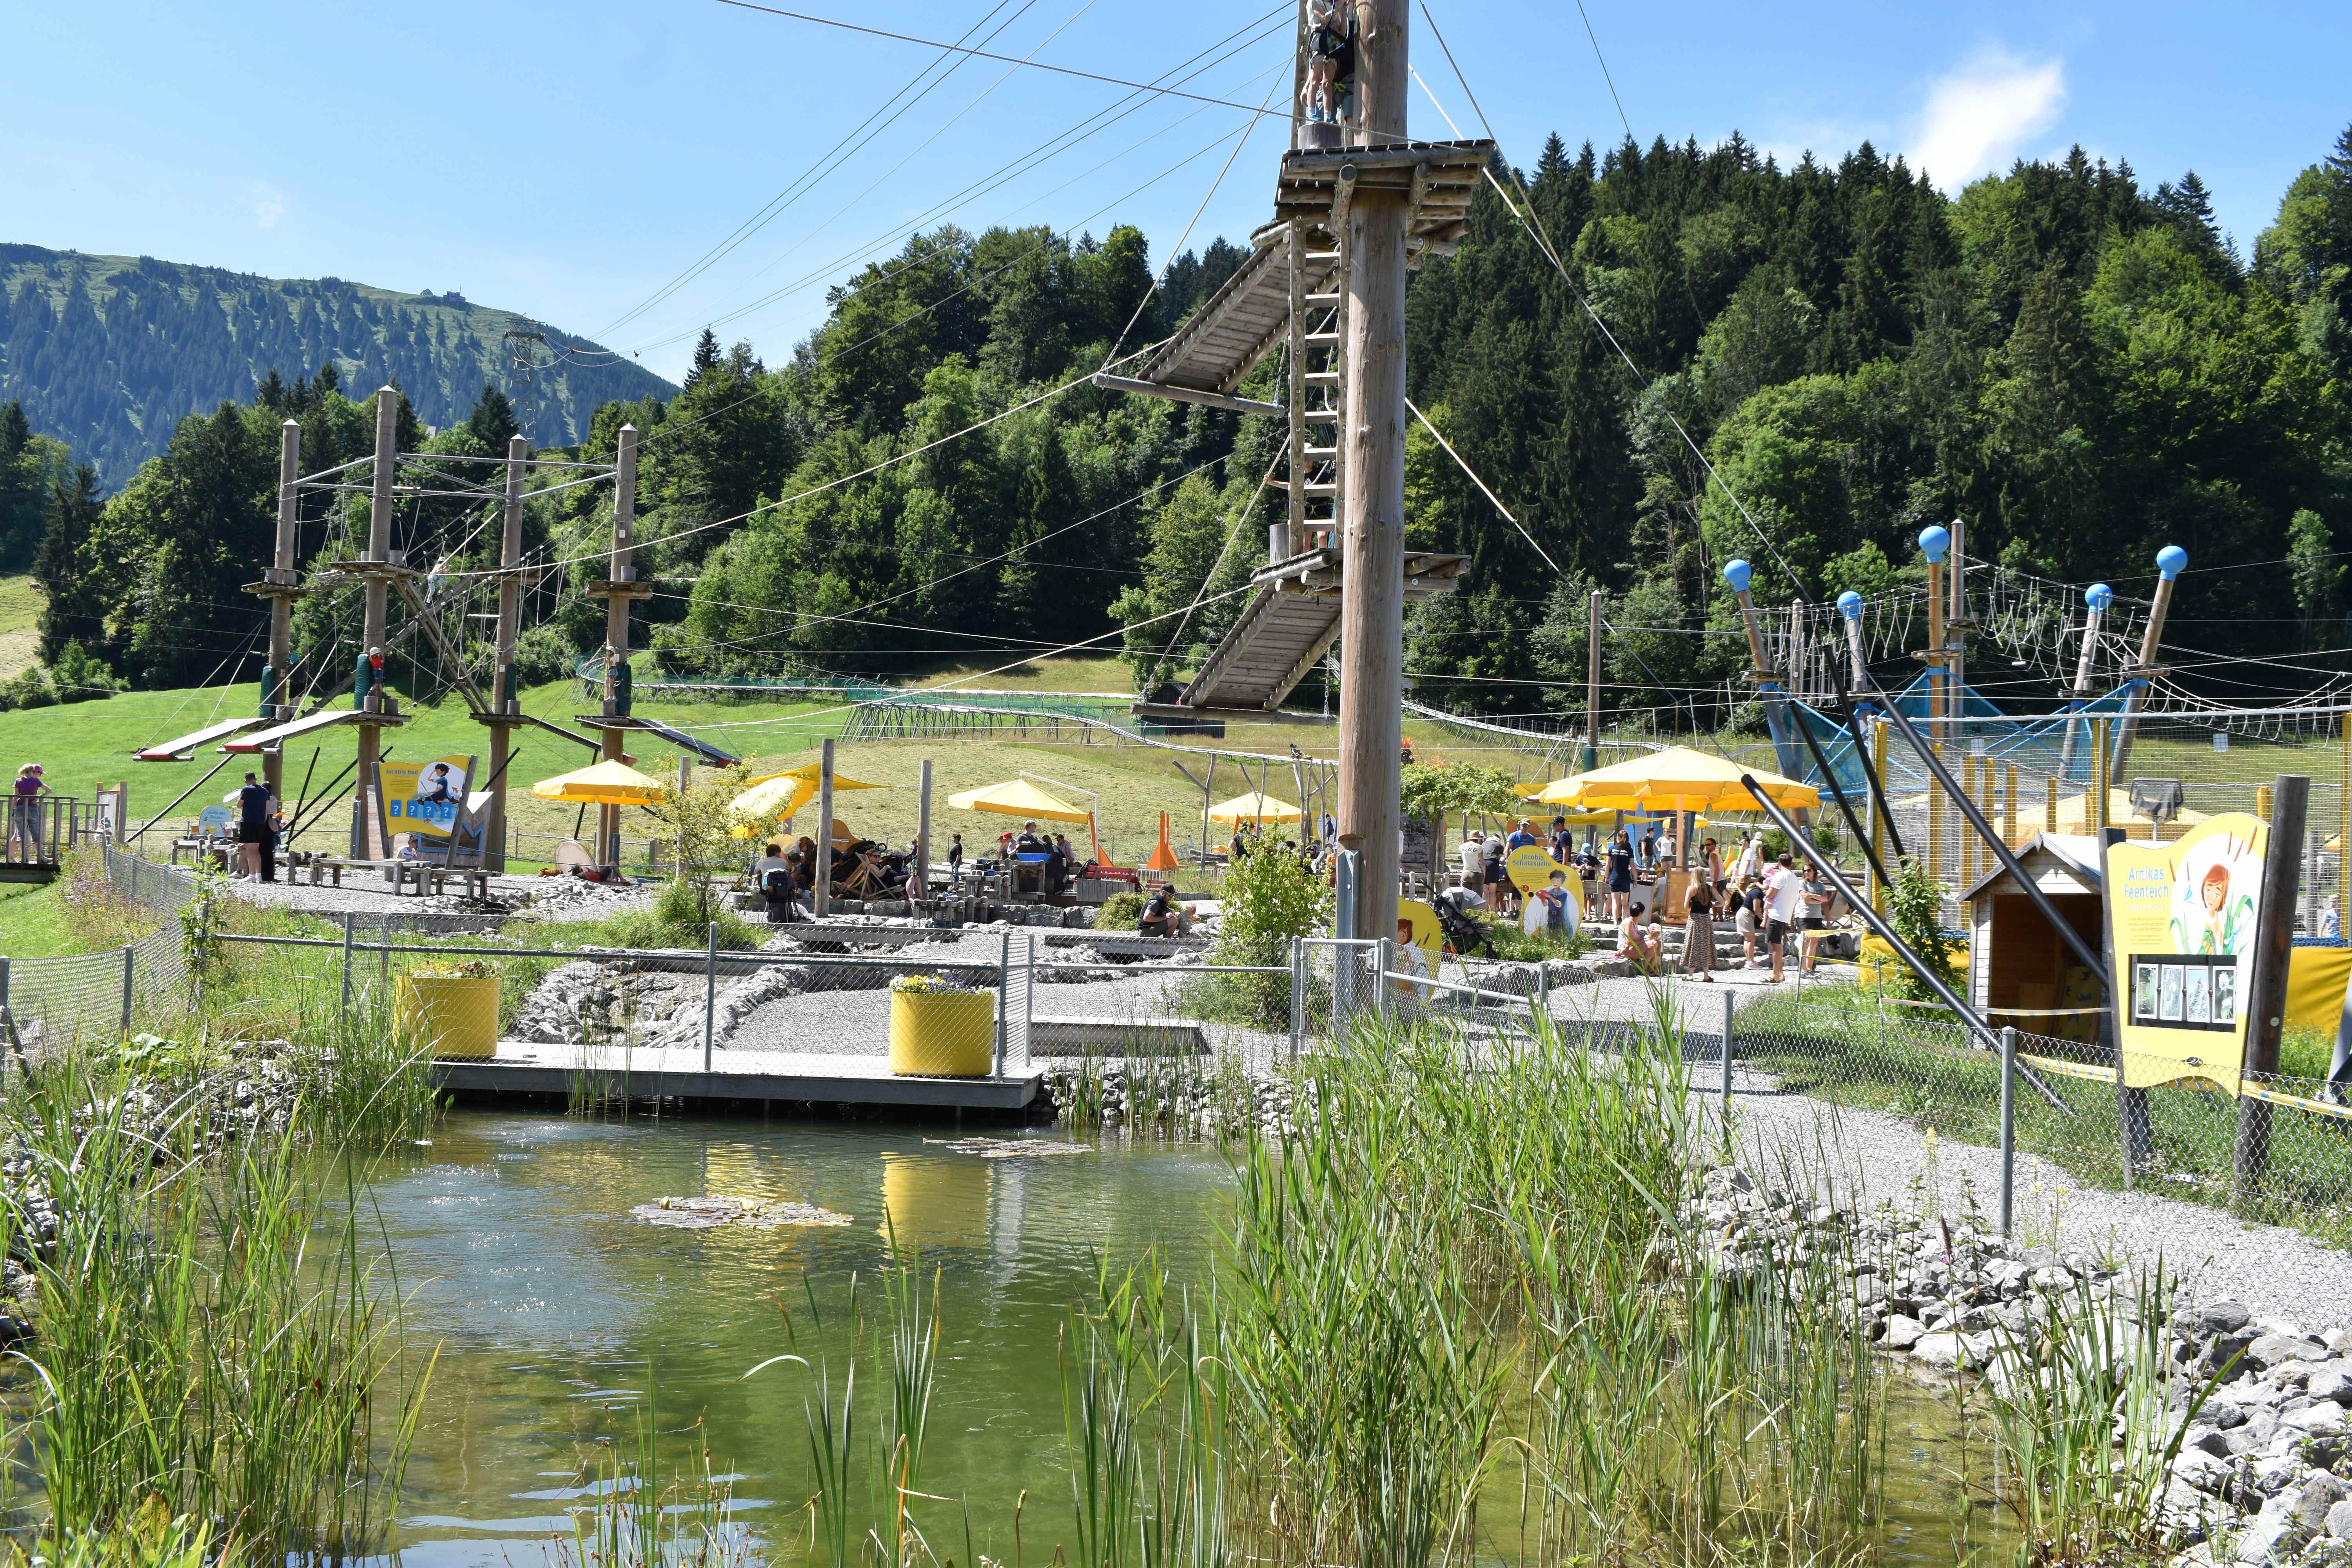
[755,840,796,923]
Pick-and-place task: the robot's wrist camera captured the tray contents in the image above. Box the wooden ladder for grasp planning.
[1286,224,1346,559]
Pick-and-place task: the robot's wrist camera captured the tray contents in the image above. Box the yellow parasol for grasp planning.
[1526,747,1821,813]
[950,776,1100,860]
[1207,791,1304,824]
[732,764,885,826]
[530,759,668,806]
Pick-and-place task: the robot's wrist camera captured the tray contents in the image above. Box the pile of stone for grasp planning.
[1042,1060,1296,1140]
[509,960,706,1046]
[1686,1166,2352,1565]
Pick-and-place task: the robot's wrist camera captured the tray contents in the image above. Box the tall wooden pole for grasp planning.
[2109,545,2187,785]
[354,387,397,857]
[1334,0,1409,915]
[487,432,526,873]
[916,759,933,904]
[600,425,638,870]
[265,419,300,805]
[1947,515,1968,709]
[1584,588,1602,772]
[815,739,835,919]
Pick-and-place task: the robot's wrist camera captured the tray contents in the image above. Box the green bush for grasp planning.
[1194,848,1330,1028]
[1094,890,1145,930]
[1884,857,1958,1001]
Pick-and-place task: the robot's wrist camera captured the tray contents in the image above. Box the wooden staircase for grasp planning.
[1098,139,1492,720]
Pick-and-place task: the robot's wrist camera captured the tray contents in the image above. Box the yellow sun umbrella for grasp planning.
[529,759,668,806]
[1527,747,1821,813]
[947,777,1094,824]
[732,764,885,825]
[1208,791,1303,824]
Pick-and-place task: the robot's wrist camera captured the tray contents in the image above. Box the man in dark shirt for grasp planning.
[236,771,272,881]
[1140,884,1178,936]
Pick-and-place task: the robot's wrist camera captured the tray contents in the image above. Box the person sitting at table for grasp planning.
[1014,820,1045,855]
[1043,835,1070,896]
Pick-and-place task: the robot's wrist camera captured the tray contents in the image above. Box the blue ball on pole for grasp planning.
[2086,582,2113,612]
[1722,559,1753,594]
[1918,525,1950,563]
[2156,545,2188,581]
[1836,590,1863,622]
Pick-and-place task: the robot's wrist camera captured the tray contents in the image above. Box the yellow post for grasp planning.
[2044,773,2057,836]
[1871,718,1890,910]
[2094,719,2111,837]
[1928,742,1948,889]
[2258,784,2274,823]
[2004,762,2018,849]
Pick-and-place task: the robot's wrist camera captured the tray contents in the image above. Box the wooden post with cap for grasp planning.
[1332,0,1411,924]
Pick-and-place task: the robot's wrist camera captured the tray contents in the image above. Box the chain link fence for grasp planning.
[1729,986,2352,1247]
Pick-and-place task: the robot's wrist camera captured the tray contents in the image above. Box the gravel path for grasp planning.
[1715,1063,2352,1333]
[214,869,652,924]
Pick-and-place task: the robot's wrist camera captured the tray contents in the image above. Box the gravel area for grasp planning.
[1719,1082,2352,1334]
[211,868,652,924]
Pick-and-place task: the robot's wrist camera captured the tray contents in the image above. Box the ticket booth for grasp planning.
[1962,834,2107,1044]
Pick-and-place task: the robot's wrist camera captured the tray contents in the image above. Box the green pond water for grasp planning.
[373,1111,1995,1568]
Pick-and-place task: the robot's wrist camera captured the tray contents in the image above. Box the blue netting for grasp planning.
[1777,675,2142,800]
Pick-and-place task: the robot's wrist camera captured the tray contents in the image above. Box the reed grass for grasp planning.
[0,1065,434,1561]
[552,1388,751,1568]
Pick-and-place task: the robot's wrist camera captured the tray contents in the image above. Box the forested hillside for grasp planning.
[0,245,675,482]
[12,124,2352,721]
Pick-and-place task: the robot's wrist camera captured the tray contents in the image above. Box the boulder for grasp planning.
[1881,1314,1927,1350]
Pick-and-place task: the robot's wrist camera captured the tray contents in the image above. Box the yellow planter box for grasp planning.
[396,973,501,1060]
[889,990,997,1078]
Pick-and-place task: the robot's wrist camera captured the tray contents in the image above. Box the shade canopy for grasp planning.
[530,759,667,806]
[1528,748,1821,813]
[947,777,1094,824]
[1208,791,1304,824]
[732,765,884,825]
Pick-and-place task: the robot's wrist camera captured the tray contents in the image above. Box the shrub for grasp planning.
[1884,857,1959,1001]
[1094,890,1145,930]
[1196,847,1329,1028]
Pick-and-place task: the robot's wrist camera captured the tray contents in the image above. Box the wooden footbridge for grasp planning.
[1098,137,1489,722]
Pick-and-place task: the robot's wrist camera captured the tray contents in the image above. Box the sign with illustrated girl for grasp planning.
[2104,813,2267,1094]
[377,755,476,842]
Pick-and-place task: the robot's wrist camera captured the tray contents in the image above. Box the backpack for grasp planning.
[761,867,795,900]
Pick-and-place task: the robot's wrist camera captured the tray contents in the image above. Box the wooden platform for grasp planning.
[1174,545,1468,712]
[1273,140,1493,258]
[430,1042,1042,1110]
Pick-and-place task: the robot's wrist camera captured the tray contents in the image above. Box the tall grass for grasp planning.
[1,1065,433,1560]
[1212,1007,1892,1568]
[553,1388,751,1568]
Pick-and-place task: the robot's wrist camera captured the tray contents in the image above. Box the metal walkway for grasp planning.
[1167,544,1468,714]
[433,1042,1042,1111]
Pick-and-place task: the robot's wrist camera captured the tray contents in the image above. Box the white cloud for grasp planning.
[1908,51,2066,191]
[252,181,285,229]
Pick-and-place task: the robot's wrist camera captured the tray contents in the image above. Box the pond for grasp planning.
[375,1111,1996,1568]
[378,1111,1232,1567]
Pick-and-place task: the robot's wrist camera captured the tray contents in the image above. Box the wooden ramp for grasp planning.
[135,715,276,762]
[432,1041,1041,1111]
[1170,545,1468,714]
[222,706,405,753]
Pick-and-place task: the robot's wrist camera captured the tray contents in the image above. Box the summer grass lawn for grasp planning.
[0,880,74,958]
[4,679,840,847]
[0,573,40,680]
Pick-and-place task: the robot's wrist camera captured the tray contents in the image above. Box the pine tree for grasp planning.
[33,464,105,664]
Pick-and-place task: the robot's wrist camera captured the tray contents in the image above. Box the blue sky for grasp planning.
[8,0,2345,385]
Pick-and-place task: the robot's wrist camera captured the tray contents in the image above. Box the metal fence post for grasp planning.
[121,945,135,1036]
[1376,937,1393,1020]
[994,929,1011,1076]
[1721,987,1735,1116]
[340,913,354,1014]
[1998,1026,2018,1238]
[703,921,719,1072]
[1289,938,1304,1060]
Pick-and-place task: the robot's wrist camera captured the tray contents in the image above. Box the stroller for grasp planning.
[1434,890,1494,960]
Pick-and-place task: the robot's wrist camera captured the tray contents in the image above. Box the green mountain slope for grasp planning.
[0,243,676,480]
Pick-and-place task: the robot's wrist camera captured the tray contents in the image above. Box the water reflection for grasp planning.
[379,1112,1229,1568]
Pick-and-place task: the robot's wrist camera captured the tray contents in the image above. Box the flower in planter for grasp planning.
[409,958,500,980]
[891,973,982,995]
